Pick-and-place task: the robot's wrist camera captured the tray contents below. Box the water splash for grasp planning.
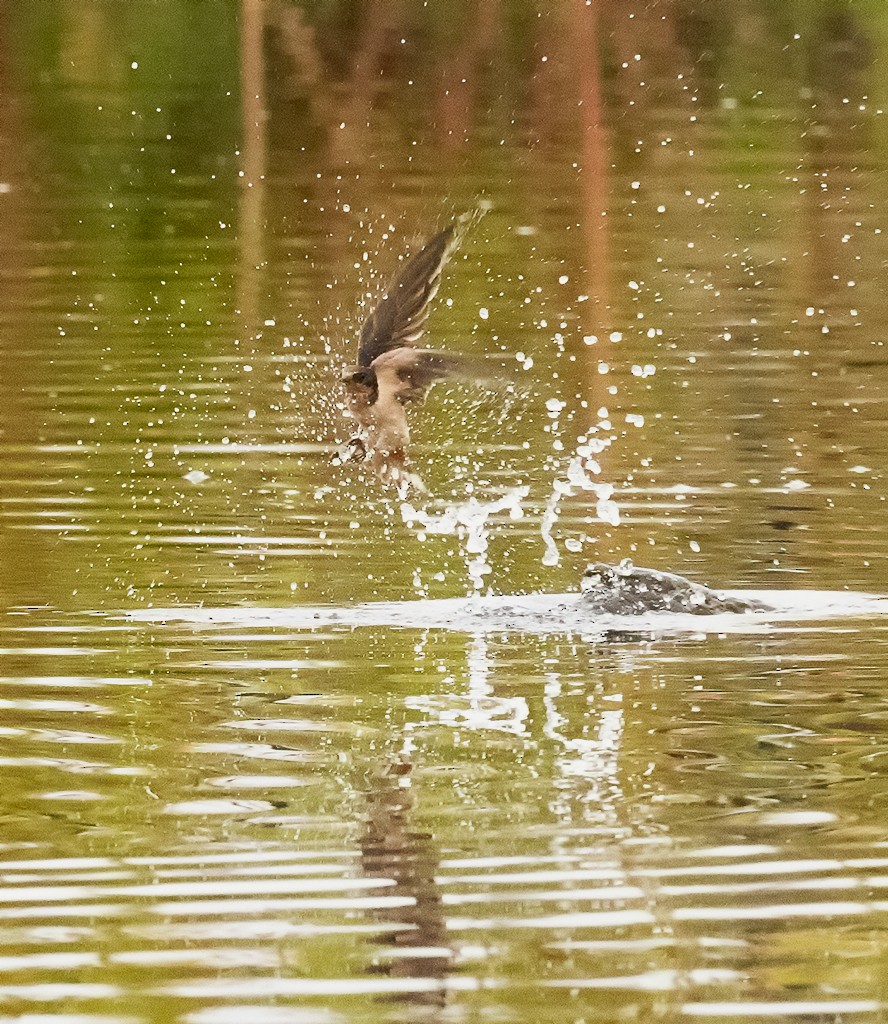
[540,439,621,568]
[400,487,529,593]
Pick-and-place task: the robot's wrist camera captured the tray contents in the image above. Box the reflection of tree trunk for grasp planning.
[573,0,610,415]
[238,0,267,357]
[575,0,609,317]
[436,0,500,150]
[360,758,450,1009]
[269,1,332,123]
[529,2,571,148]
[0,1,30,445]
[0,2,51,608]
[329,0,405,168]
[609,0,686,113]
[796,144,842,307]
[270,0,406,170]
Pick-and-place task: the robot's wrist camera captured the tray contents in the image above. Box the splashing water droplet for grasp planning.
[540,448,621,567]
[400,488,529,593]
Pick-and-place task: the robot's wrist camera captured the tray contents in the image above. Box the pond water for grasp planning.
[3,1,888,1021]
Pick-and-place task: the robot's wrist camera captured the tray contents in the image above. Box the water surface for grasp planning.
[3,2,888,1021]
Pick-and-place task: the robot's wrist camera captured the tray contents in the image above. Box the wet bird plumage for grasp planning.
[340,214,481,484]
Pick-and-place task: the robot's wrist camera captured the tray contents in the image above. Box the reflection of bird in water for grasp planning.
[338,212,490,491]
[359,758,451,1009]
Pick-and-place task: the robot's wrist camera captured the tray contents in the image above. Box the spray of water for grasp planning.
[540,436,621,568]
[400,486,529,593]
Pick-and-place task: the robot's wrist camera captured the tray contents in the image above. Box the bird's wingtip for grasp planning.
[453,203,489,235]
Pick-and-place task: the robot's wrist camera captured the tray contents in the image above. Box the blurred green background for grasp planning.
[3,0,888,609]
[2,4,888,1023]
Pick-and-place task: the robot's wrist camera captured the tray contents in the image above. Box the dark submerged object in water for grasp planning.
[581,561,770,615]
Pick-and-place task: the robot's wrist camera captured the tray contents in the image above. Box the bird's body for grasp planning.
[339,214,481,487]
[346,351,412,454]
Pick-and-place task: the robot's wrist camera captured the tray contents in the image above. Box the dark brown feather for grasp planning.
[372,348,514,404]
[391,349,464,399]
[356,222,464,368]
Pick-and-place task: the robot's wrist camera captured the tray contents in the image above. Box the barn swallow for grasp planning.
[338,212,483,489]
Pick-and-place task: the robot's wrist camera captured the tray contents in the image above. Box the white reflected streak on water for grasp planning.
[0,876,397,905]
[438,868,623,886]
[184,1006,341,1024]
[467,631,490,699]
[662,875,881,898]
[0,699,111,715]
[465,632,529,735]
[152,894,417,917]
[0,676,151,688]
[407,631,529,735]
[0,851,355,872]
[444,899,888,931]
[637,857,883,877]
[441,885,645,906]
[0,1017,139,1024]
[157,975,499,998]
[446,909,657,931]
[0,648,110,656]
[681,1001,882,1017]
[0,983,121,1000]
[675,900,886,921]
[544,968,743,990]
[128,920,417,942]
[543,672,624,806]
[406,693,529,736]
[0,952,100,971]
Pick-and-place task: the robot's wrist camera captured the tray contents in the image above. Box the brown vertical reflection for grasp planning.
[328,0,405,169]
[0,0,50,607]
[436,0,500,150]
[270,2,332,124]
[573,0,610,415]
[529,1,572,148]
[238,0,267,356]
[360,758,450,1009]
[575,0,609,323]
[0,1,31,445]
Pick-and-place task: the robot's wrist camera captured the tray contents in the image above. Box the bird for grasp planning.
[338,212,485,490]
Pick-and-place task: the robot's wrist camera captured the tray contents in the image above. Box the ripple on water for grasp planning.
[6,12,888,1019]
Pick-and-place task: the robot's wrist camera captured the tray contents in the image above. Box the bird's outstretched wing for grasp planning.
[356,213,477,368]
[373,348,513,403]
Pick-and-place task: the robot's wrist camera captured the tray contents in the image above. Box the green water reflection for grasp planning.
[3,1,888,1021]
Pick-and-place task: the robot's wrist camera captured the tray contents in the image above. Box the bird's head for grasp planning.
[341,365,376,389]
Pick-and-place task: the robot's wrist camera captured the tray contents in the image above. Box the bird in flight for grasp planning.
[338,212,486,491]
